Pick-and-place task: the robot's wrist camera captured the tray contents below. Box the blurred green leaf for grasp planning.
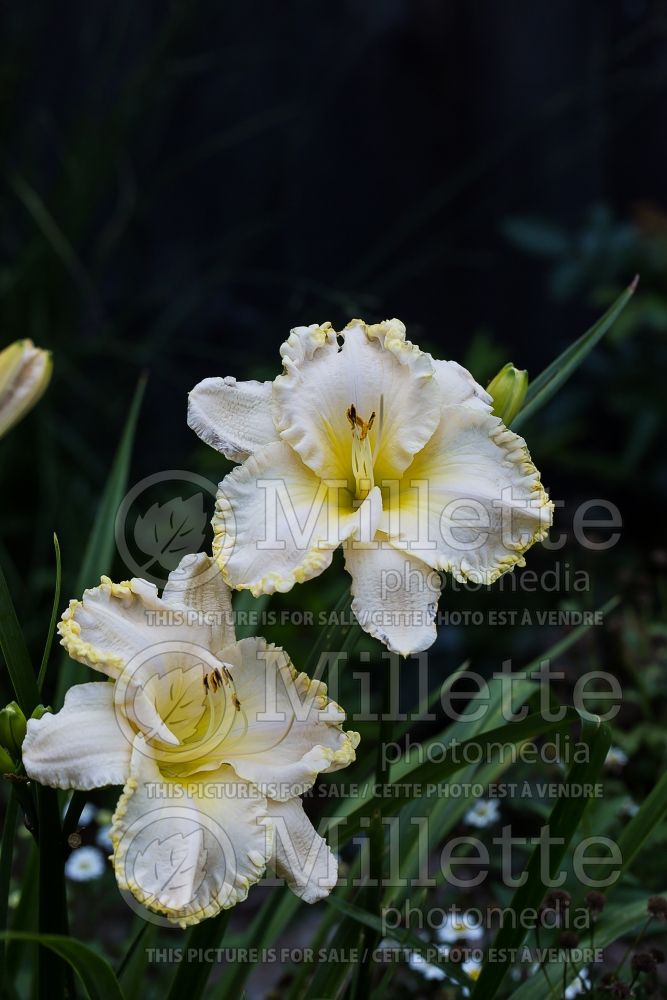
[0,932,124,1000]
[510,892,667,1000]
[325,895,472,989]
[612,768,667,884]
[37,533,61,693]
[55,374,146,705]
[470,714,611,999]
[512,278,638,430]
[165,910,229,1000]
[0,555,39,714]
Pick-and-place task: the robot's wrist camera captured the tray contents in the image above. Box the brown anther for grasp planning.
[346,403,375,440]
[232,695,241,711]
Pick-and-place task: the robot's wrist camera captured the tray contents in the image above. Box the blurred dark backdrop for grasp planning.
[2,4,667,987]
[0,0,665,660]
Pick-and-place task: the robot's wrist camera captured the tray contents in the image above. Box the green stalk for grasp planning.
[0,792,18,994]
[35,785,72,999]
[352,658,391,999]
[165,909,230,1000]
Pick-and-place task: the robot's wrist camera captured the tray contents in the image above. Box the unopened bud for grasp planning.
[0,746,16,773]
[0,339,52,439]
[487,362,528,425]
[30,704,52,721]
[0,702,27,757]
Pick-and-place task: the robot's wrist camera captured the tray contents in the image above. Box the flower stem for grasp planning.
[165,909,230,1000]
[0,791,18,995]
[36,785,72,999]
[352,659,391,998]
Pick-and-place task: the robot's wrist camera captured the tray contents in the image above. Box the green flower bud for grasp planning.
[30,704,52,721]
[486,363,529,425]
[0,745,16,773]
[0,701,27,757]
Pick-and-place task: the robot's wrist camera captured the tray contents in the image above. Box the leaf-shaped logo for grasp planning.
[134,494,207,572]
[132,826,207,908]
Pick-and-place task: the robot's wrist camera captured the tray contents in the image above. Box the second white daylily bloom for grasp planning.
[188,319,553,656]
[22,554,359,926]
[0,339,52,439]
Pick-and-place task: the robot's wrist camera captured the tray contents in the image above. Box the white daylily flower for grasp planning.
[64,846,106,882]
[0,339,52,439]
[22,553,359,926]
[188,319,553,655]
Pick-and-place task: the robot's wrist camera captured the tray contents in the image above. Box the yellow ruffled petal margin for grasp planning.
[427,419,554,586]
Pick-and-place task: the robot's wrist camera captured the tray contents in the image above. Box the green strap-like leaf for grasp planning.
[55,374,146,705]
[37,532,61,693]
[612,768,667,885]
[165,909,229,1000]
[329,707,583,844]
[0,556,39,714]
[470,714,611,999]
[510,892,667,1000]
[325,894,472,989]
[511,278,638,431]
[0,932,125,1000]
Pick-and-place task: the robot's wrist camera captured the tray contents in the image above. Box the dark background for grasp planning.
[1,2,667,992]
[2,0,666,625]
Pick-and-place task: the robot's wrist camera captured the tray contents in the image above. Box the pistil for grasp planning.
[347,403,375,500]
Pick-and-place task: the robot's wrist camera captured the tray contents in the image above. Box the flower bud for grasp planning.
[30,704,52,721]
[0,339,52,439]
[0,745,16,773]
[486,363,528,425]
[0,701,27,757]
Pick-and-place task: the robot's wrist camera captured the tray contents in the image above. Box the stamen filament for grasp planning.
[347,403,376,500]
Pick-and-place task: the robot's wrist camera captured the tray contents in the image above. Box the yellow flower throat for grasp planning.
[347,403,375,500]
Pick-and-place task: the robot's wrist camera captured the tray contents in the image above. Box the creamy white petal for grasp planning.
[22,683,131,790]
[215,637,359,799]
[387,406,554,584]
[162,552,236,653]
[187,376,278,461]
[0,339,52,438]
[213,440,360,596]
[273,319,440,483]
[58,575,214,679]
[432,359,493,413]
[111,737,271,926]
[344,542,440,656]
[266,796,337,903]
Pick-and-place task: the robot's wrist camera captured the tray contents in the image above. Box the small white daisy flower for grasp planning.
[464,798,500,828]
[408,944,448,981]
[95,824,113,851]
[64,846,106,882]
[620,797,640,818]
[437,911,484,944]
[605,746,628,770]
[565,967,590,998]
[461,956,483,995]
